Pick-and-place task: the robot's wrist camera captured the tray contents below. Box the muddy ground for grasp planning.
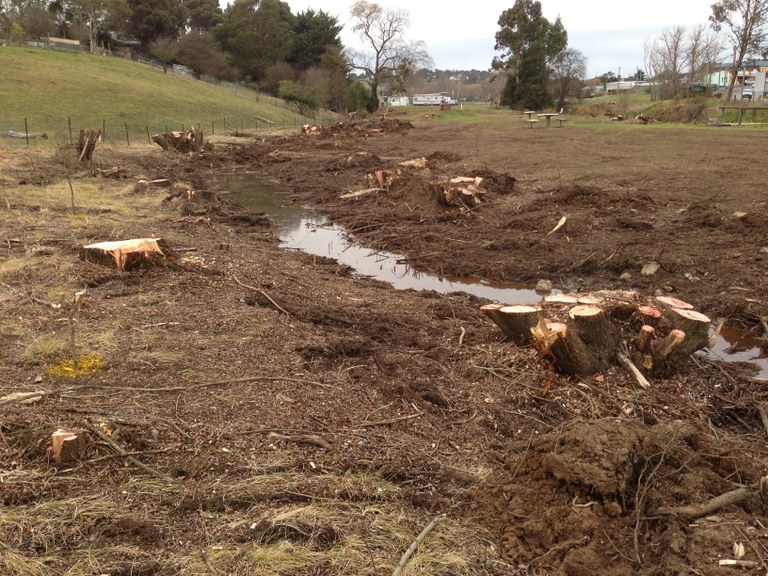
[2,114,768,576]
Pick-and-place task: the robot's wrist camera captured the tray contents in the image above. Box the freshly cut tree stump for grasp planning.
[664,308,711,360]
[568,305,619,367]
[636,325,655,353]
[544,294,580,305]
[482,289,715,382]
[656,296,694,310]
[52,428,88,463]
[80,238,167,271]
[532,320,602,376]
[637,305,663,327]
[152,128,205,153]
[480,304,544,345]
[431,177,486,207]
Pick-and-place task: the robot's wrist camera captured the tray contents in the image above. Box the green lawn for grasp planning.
[0,46,309,140]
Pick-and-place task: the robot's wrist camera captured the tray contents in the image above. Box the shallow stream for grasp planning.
[217,173,768,378]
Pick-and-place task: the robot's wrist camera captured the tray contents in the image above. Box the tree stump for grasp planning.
[637,305,663,327]
[80,238,168,271]
[532,320,602,376]
[664,308,711,364]
[482,290,713,381]
[77,128,102,162]
[481,304,544,345]
[568,305,618,367]
[636,325,655,353]
[51,428,88,463]
[152,128,205,153]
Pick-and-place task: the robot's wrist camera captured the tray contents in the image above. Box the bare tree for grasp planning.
[711,0,768,101]
[549,48,587,109]
[149,36,178,73]
[650,25,689,98]
[687,23,724,83]
[347,1,431,111]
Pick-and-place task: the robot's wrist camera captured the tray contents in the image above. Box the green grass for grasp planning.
[0,47,309,139]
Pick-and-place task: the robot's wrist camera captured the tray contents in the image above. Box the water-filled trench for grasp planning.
[217,173,768,378]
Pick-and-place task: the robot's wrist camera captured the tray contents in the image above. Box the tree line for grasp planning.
[492,0,768,110]
[5,0,766,114]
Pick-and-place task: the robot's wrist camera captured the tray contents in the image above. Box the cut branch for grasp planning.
[392,515,443,576]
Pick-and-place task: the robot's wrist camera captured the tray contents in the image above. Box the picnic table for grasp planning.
[523,110,536,120]
[537,112,560,127]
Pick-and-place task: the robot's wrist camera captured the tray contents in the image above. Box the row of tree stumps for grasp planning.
[481,291,714,384]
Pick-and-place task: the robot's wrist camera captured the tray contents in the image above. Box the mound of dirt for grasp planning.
[483,418,765,574]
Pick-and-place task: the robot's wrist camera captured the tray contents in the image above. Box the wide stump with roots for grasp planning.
[481,291,713,380]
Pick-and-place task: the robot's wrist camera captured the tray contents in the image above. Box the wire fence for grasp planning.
[1,38,342,147]
[0,109,341,148]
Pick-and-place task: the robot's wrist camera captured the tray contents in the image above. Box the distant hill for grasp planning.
[0,46,308,138]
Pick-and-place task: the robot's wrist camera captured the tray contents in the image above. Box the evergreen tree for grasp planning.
[492,0,566,110]
[290,9,341,70]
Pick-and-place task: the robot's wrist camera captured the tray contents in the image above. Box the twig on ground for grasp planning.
[617,348,650,389]
[458,326,466,346]
[508,432,534,484]
[267,432,332,450]
[232,275,290,315]
[1,375,339,410]
[392,515,443,576]
[201,548,223,575]
[84,419,181,484]
[0,280,61,309]
[653,485,756,519]
[357,411,423,428]
[527,536,590,566]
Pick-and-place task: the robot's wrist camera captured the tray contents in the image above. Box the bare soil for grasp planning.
[2,114,768,576]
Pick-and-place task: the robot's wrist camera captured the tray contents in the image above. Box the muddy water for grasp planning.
[219,174,768,377]
[217,173,544,304]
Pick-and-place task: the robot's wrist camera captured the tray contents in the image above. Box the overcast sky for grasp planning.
[275,0,720,78]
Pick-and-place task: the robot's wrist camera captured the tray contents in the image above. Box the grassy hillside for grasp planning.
[0,47,309,140]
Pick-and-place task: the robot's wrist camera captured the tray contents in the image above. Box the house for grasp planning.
[387,96,409,106]
[707,59,768,101]
[605,81,637,95]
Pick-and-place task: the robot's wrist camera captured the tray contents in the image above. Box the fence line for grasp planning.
[0,110,339,148]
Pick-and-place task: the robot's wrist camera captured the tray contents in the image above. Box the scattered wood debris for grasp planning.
[93,166,128,179]
[432,176,487,208]
[399,157,428,168]
[152,128,207,153]
[547,216,567,235]
[2,130,48,139]
[340,188,382,199]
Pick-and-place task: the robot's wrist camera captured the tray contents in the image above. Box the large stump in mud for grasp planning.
[152,128,205,152]
[483,291,712,380]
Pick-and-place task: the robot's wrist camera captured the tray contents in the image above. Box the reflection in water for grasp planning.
[221,173,768,377]
[707,325,768,377]
[279,218,544,304]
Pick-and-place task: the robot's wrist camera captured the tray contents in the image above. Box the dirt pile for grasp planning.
[484,418,767,575]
